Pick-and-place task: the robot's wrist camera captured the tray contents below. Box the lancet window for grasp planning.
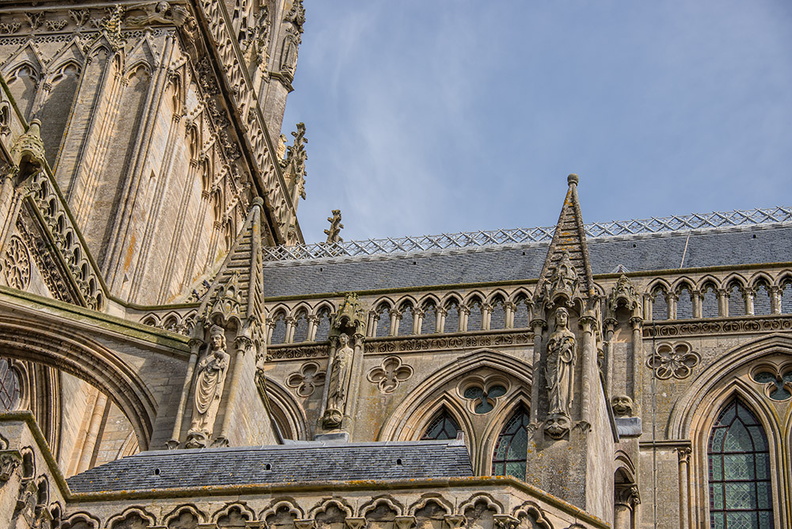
[491,406,530,480]
[421,409,460,440]
[707,399,773,528]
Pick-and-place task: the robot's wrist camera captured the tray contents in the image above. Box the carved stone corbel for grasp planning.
[394,516,416,529]
[0,450,21,483]
[345,517,367,529]
[442,515,465,529]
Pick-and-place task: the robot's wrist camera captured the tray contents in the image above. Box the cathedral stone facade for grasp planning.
[0,2,789,529]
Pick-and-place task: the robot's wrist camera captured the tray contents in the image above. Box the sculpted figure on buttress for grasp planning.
[187,325,230,447]
[546,308,576,418]
[322,333,354,428]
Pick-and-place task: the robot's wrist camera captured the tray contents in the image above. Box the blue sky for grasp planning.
[283,1,792,244]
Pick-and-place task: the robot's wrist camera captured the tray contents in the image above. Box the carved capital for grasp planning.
[345,518,367,529]
[578,314,598,332]
[676,446,692,465]
[443,515,466,529]
[394,516,416,529]
[529,318,546,331]
[233,335,253,354]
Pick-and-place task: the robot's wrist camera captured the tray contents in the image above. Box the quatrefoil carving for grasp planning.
[367,356,413,394]
[751,367,792,401]
[646,342,700,380]
[286,362,326,397]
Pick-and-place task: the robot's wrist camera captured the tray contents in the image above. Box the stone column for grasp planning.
[630,317,643,415]
[217,335,252,442]
[677,446,692,529]
[603,319,616,394]
[481,303,492,331]
[666,292,678,320]
[744,287,755,316]
[579,314,598,426]
[504,301,516,329]
[367,312,378,338]
[307,315,319,341]
[529,318,546,424]
[436,307,447,334]
[770,285,782,314]
[413,308,424,335]
[389,310,399,336]
[643,294,653,322]
[717,288,729,317]
[168,337,204,448]
[691,289,703,318]
[459,306,470,332]
[284,316,296,343]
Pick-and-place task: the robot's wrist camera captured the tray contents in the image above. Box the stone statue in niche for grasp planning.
[322,333,354,429]
[544,308,576,439]
[186,325,230,447]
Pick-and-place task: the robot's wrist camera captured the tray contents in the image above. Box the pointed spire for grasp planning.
[194,197,265,342]
[534,174,595,306]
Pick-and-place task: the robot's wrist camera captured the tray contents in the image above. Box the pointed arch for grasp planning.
[700,280,719,319]
[313,302,333,342]
[262,377,308,441]
[379,350,532,444]
[675,281,694,320]
[723,273,748,290]
[267,306,289,345]
[420,404,464,441]
[748,273,773,316]
[668,333,792,439]
[707,397,774,528]
[0,316,156,450]
[418,296,439,335]
[488,402,530,480]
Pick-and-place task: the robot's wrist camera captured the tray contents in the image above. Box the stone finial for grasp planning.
[567,173,579,186]
[324,209,343,243]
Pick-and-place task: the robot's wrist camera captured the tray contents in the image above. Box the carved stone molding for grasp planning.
[363,332,534,355]
[643,315,792,338]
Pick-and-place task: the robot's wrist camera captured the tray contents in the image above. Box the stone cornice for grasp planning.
[267,330,535,361]
[644,315,792,338]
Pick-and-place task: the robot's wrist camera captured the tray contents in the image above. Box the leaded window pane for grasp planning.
[708,399,774,528]
[422,410,460,440]
[0,359,20,411]
[491,405,529,481]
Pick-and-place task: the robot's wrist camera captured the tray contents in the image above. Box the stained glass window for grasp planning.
[492,406,529,480]
[708,399,774,529]
[421,409,460,440]
[0,358,20,411]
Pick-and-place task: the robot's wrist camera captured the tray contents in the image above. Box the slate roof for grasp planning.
[262,223,792,298]
[66,439,473,493]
